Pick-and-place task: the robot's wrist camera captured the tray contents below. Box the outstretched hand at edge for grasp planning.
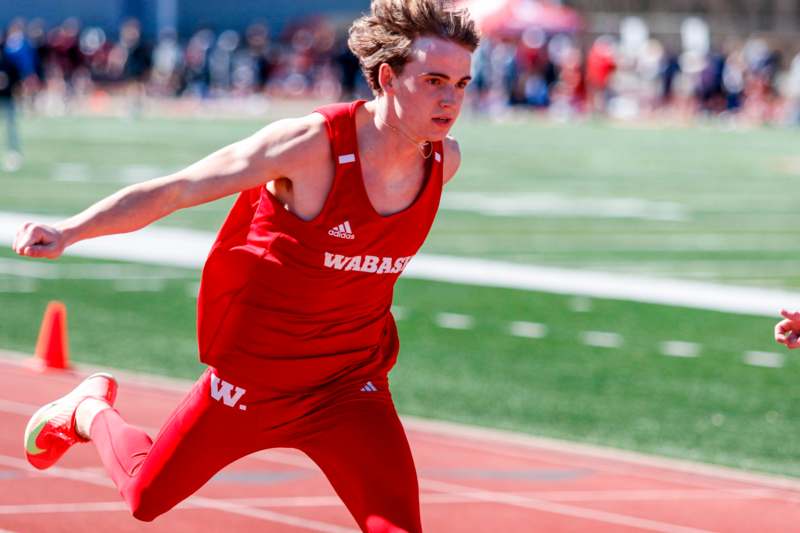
[775,309,800,349]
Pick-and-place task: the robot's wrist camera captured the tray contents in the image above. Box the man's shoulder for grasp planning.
[443,135,460,157]
[259,112,330,162]
[442,135,462,184]
[269,112,327,144]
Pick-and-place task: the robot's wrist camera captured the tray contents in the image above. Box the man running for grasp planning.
[13,1,478,531]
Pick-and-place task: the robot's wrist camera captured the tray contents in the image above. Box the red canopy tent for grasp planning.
[461,0,584,37]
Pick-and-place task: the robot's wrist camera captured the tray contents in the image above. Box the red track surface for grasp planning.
[1,356,800,532]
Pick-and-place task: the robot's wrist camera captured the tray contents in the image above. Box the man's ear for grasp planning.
[378,63,395,94]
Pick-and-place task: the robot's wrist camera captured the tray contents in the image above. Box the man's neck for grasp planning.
[361,99,427,165]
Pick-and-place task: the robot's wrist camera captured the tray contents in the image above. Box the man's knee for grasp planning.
[365,514,419,533]
[128,485,169,522]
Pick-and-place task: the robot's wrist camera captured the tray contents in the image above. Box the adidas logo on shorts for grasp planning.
[328,220,355,240]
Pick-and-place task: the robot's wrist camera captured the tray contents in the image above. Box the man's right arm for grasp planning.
[13,113,329,259]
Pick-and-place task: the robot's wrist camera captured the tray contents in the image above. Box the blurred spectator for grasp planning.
[787,52,800,125]
[79,27,111,82]
[209,29,239,94]
[634,39,663,114]
[696,50,725,114]
[121,19,151,83]
[550,36,584,116]
[4,19,37,81]
[182,28,214,97]
[150,28,183,96]
[0,33,22,171]
[334,39,361,100]
[586,36,616,114]
[48,18,82,87]
[721,46,745,112]
[27,19,48,83]
[228,23,275,95]
[469,40,492,109]
[660,48,681,105]
[107,19,151,115]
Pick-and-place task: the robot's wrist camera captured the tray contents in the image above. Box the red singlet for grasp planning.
[197,100,444,392]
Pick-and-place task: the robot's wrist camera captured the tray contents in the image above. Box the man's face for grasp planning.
[389,36,473,142]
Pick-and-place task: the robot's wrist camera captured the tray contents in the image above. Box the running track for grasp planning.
[1,355,800,532]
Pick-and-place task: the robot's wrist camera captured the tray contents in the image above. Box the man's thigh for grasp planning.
[295,390,421,533]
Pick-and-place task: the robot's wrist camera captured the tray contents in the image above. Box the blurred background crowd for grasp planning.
[1,0,799,128]
[0,17,363,112]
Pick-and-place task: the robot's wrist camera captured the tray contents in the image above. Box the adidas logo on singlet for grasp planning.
[360,381,378,392]
[328,220,355,240]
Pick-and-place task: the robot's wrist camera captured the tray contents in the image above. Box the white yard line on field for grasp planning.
[581,331,624,349]
[743,351,785,369]
[660,341,701,358]
[2,211,798,317]
[435,312,475,330]
[508,321,548,339]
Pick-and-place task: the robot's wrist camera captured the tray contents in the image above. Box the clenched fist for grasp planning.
[775,309,800,349]
[13,222,66,259]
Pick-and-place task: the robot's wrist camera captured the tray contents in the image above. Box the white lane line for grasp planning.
[581,331,623,348]
[439,192,688,221]
[112,279,166,292]
[0,398,37,415]
[0,494,478,516]
[51,163,90,182]
[0,258,191,280]
[743,351,785,369]
[225,493,470,507]
[2,211,799,317]
[514,488,777,502]
[189,498,358,533]
[508,321,548,339]
[0,502,129,515]
[7,392,797,505]
[0,278,37,293]
[435,313,474,330]
[119,165,167,184]
[253,444,725,532]
[5,352,800,493]
[409,431,800,501]
[0,488,776,517]
[661,341,700,358]
[419,478,715,533]
[0,455,358,533]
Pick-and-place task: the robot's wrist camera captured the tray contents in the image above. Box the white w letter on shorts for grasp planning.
[209,373,247,409]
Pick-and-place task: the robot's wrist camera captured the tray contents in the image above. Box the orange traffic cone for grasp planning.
[33,301,70,371]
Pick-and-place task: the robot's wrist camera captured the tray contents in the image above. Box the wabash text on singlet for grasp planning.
[196,100,444,392]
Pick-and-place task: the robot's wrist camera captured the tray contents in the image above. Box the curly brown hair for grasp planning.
[348,0,480,95]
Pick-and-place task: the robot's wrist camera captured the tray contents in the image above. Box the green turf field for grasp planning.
[2,111,799,477]
[4,112,800,287]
